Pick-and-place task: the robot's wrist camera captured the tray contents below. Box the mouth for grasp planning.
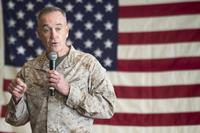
[49,42,58,47]
[47,42,59,51]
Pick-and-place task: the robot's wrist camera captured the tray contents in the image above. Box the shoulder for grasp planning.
[77,50,96,62]
[74,49,106,72]
[73,49,96,63]
[16,53,46,78]
[23,53,46,68]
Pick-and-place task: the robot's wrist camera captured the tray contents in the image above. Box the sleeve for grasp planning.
[66,56,116,119]
[5,66,30,126]
[5,96,29,126]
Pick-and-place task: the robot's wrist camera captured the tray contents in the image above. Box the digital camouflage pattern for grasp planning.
[5,46,116,133]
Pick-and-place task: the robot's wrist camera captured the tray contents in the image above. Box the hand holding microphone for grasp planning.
[48,52,70,96]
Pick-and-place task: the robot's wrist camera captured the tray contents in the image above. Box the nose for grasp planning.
[50,29,56,40]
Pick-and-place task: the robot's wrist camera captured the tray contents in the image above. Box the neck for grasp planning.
[46,45,70,58]
[57,46,70,57]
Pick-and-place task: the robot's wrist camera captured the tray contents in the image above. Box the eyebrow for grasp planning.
[42,23,63,28]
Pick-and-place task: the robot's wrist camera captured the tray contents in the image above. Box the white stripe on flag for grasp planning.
[4,66,21,79]
[118,42,200,60]
[119,0,200,6]
[4,67,200,86]
[108,70,200,86]
[93,125,200,133]
[119,14,200,32]
[116,97,200,113]
[0,92,11,106]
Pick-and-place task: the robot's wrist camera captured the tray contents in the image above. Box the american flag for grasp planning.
[1,0,200,133]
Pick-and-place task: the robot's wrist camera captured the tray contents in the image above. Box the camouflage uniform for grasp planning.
[5,46,116,133]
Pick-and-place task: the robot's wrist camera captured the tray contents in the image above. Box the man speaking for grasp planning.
[5,6,116,133]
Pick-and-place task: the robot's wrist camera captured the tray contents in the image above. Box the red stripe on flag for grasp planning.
[119,2,200,18]
[95,112,200,126]
[3,79,11,91]
[115,84,200,99]
[4,82,200,100]
[117,57,200,72]
[119,29,200,44]
[1,105,7,117]
[2,105,200,126]
[9,80,200,99]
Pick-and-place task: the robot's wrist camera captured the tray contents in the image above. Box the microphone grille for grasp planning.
[48,52,57,60]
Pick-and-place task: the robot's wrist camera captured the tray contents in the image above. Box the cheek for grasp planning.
[63,28,69,38]
[62,33,68,41]
[39,36,49,47]
[40,34,49,42]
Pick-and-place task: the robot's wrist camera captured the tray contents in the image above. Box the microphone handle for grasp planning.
[49,86,55,96]
[50,60,56,70]
[49,60,56,96]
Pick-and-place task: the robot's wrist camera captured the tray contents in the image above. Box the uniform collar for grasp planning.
[34,45,76,71]
[57,45,75,69]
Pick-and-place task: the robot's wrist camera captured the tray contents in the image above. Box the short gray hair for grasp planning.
[37,6,67,24]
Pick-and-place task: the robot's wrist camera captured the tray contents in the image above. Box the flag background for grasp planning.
[1,0,200,133]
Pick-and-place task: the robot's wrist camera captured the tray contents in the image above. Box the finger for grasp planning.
[49,82,56,88]
[48,70,57,75]
[49,77,57,83]
[15,85,25,93]
[8,82,22,97]
[8,83,15,93]
[11,79,17,87]
[12,90,23,98]
[16,78,27,88]
[49,70,60,75]
[10,87,22,96]
[48,73,57,79]
[8,85,12,93]
[12,89,22,95]
[48,70,55,76]
[49,77,60,84]
[53,70,59,75]
[49,73,60,81]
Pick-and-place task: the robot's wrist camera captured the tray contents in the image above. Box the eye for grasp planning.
[43,27,50,33]
[55,27,61,31]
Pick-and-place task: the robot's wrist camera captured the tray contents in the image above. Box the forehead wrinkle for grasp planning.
[42,23,64,28]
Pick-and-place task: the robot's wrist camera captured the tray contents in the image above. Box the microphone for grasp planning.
[48,51,58,96]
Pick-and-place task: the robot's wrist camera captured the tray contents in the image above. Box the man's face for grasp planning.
[37,11,69,55]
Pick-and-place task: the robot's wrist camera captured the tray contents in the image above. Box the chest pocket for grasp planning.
[25,68,49,95]
[25,69,48,113]
[69,74,90,95]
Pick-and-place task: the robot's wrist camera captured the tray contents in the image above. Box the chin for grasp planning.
[49,46,58,52]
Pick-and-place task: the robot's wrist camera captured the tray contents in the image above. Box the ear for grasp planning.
[36,31,39,38]
[36,27,40,39]
[65,24,69,38]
